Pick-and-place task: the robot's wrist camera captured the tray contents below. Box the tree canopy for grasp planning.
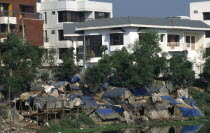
[56,48,80,81]
[0,34,44,95]
[84,30,195,91]
[168,51,195,88]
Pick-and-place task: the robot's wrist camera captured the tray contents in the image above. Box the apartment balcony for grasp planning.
[166,42,195,51]
[0,11,17,24]
[19,12,42,20]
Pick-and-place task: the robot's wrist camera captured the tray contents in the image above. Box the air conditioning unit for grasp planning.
[51,30,55,34]
[0,38,6,42]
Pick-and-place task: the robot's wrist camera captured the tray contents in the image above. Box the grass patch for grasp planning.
[38,116,210,133]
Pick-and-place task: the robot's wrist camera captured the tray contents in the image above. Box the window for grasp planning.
[110,33,124,45]
[86,35,102,57]
[44,30,48,42]
[58,11,84,22]
[0,24,6,33]
[186,36,190,43]
[160,34,165,42]
[58,30,66,41]
[168,35,180,42]
[205,31,210,38]
[194,10,198,14]
[44,12,47,24]
[203,12,210,20]
[95,12,110,19]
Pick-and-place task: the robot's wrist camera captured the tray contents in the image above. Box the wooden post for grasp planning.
[36,104,39,128]
[46,99,48,122]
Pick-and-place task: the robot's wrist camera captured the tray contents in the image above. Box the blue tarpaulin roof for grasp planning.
[146,85,163,94]
[96,108,115,115]
[182,97,197,107]
[130,88,149,96]
[181,125,201,133]
[112,106,125,113]
[81,96,94,100]
[102,88,127,99]
[178,106,202,117]
[67,94,80,102]
[81,96,98,109]
[161,96,178,105]
[102,83,109,89]
[71,76,80,83]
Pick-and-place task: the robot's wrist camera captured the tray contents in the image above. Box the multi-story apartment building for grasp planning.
[64,16,210,76]
[0,0,43,46]
[37,0,112,65]
[190,1,210,48]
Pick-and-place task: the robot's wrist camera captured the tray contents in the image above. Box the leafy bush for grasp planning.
[77,113,95,127]
[59,118,80,129]
[189,87,210,115]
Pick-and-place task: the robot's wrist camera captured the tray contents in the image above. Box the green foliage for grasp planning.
[0,34,44,96]
[43,48,58,68]
[133,30,166,86]
[39,114,96,133]
[109,50,139,88]
[189,87,210,116]
[100,45,108,55]
[77,113,95,127]
[169,51,195,88]
[84,55,112,89]
[84,30,168,89]
[40,72,50,82]
[200,58,210,82]
[59,118,81,129]
[56,55,80,81]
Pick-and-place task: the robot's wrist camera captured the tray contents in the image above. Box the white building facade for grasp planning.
[37,0,112,65]
[190,1,210,48]
[64,16,210,76]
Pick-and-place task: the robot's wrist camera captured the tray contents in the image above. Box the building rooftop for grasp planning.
[64,16,210,35]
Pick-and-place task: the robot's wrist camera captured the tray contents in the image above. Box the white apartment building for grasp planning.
[190,1,210,47]
[63,16,210,76]
[36,0,112,65]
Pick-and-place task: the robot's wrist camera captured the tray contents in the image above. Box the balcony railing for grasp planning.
[167,42,195,51]
[167,42,180,47]
[0,11,42,20]
[19,12,42,20]
[0,11,16,17]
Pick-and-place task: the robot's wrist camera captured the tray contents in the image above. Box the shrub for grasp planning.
[77,113,95,127]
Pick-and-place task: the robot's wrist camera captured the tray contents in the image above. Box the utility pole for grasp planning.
[7,11,10,33]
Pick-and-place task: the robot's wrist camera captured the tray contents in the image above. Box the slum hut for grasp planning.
[95,108,120,121]
[80,96,98,112]
[160,96,202,118]
[51,81,71,95]
[102,87,133,103]
[144,103,170,120]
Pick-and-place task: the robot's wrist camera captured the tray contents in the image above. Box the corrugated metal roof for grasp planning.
[64,16,210,35]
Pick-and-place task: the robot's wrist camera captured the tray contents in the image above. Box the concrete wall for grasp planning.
[37,0,112,65]
[83,27,206,76]
[190,1,210,47]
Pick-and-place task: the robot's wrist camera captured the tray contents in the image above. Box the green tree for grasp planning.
[168,51,195,88]
[0,34,44,96]
[84,55,112,89]
[109,49,139,88]
[56,48,80,81]
[133,30,166,86]
[100,45,108,56]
